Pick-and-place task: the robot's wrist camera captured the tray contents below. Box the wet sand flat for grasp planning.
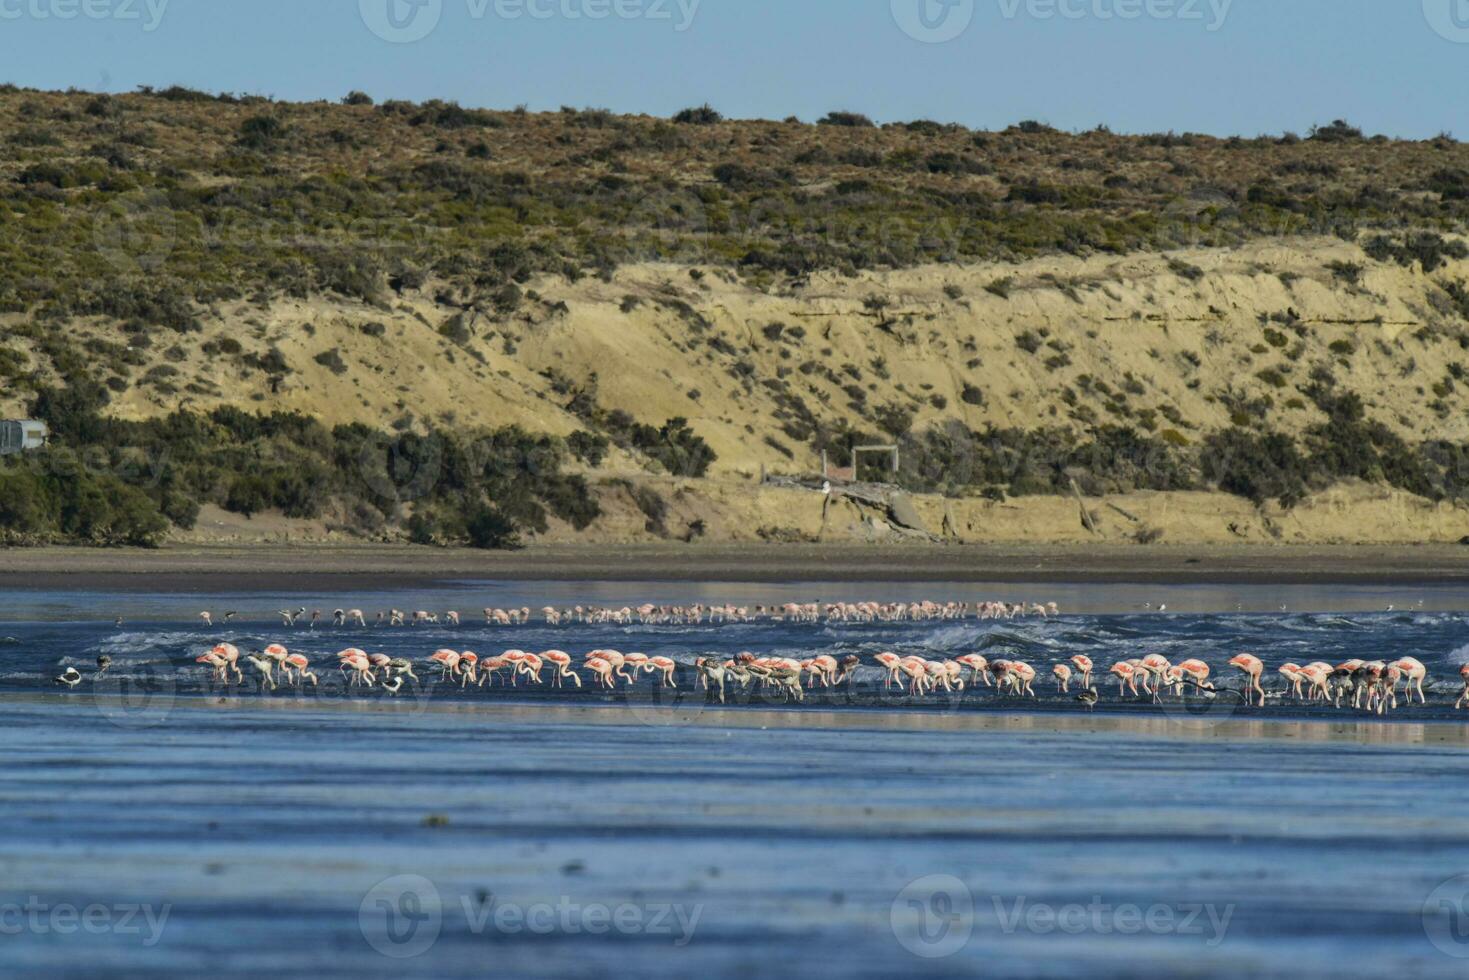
[7,541,1469,590]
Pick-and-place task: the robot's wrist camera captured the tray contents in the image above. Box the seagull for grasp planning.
[224,612,237,622]
[54,668,82,689]
[114,616,124,628]
[381,675,405,696]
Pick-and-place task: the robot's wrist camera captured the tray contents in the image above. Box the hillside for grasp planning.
[3,86,1469,548]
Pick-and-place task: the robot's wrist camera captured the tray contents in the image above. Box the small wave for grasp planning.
[1445,643,1469,668]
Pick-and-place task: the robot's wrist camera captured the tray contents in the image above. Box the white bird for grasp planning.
[199,612,213,627]
[54,668,82,689]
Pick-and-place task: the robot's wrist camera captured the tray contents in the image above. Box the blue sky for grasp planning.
[0,0,1466,137]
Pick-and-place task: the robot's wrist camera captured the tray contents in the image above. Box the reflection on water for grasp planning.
[2,695,1468,978]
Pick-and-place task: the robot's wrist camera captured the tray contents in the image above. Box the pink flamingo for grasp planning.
[428,649,461,681]
[1391,657,1428,705]
[1278,663,1306,700]
[585,657,615,689]
[540,650,582,688]
[1175,659,1214,692]
[1229,653,1266,707]
[518,653,545,685]
[645,656,678,688]
[956,654,992,688]
[1069,654,1094,689]
[1109,661,1139,697]
[285,653,318,686]
[874,652,904,690]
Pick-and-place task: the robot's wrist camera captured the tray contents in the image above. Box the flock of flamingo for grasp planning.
[52,598,1469,715]
[190,599,1059,630]
[54,643,1469,716]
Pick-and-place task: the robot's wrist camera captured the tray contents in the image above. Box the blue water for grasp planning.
[3,582,1469,719]
[4,581,1469,977]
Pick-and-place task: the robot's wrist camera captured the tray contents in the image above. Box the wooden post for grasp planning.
[1071,479,1098,535]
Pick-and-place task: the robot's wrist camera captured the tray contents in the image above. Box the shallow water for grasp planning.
[4,581,1469,720]
[4,581,1469,977]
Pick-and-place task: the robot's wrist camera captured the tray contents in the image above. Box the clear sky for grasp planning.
[0,0,1465,138]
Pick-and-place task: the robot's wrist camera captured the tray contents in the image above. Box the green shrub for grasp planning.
[1200,428,1308,507]
[465,503,521,549]
[818,111,874,128]
[673,104,722,125]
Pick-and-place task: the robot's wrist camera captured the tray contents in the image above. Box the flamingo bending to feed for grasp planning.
[1175,659,1214,692]
[1299,663,1333,702]
[196,651,230,683]
[956,654,991,688]
[1069,655,1094,689]
[428,649,461,680]
[1109,661,1139,698]
[585,657,616,689]
[695,657,727,703]
[1391,657,1428,705]
[1140,654,1172,702]
[1052,663,1073,693]
[244,654,277,691]
[995,661,1037,697]
[540,651,582,688]
[1229,653,1266,707]
[517,653,545,685]
[873,652,904,690]
[285,653,318,686]
[208,643,242,683]
[645,656,678,688]
[1278,664,1306,700]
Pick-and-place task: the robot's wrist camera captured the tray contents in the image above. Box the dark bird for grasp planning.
[96,655,112,674]
[1076,688,1100,711]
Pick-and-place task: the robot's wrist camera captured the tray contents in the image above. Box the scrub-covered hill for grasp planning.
[2,87,1469,547]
